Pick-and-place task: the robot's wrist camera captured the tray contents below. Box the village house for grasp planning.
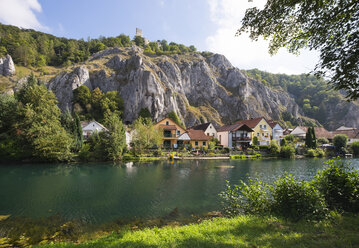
[267,120,284,142]
[177,129,211,149]
[290,126,333,141]
[332,128,359,144]
[81,120,108,138]
[154,117,186,148]
[236,117,272,145]
[189,123,217,138]
[217,123,253,148]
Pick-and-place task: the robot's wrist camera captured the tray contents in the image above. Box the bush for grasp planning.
[306,149,317,157]
[258,145,269,150]
[280,138,287,146]
[333,134,348,155]
[317,137,329,145]
[78,143,91,161]
[269,142,280,156]
[316,148,325,157]
[219,180,271,216]
[315,159,359,212]
[279,145,295,158]
[252,136,259,145]
[271,174,327,221]
[224,147,230,153]
[351,142,359,157]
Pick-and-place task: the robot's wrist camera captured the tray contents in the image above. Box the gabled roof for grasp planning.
[235,117,266,129]
[186,129,211,141]
[190,123,212,131]
[332,129,359,139]
[232,124,254,132]
[336,126,355,131]
[159,124,177,130]
[267,120,283,129]
[217,123,240,132]
[81,120,108,131]
[292,126,333,139]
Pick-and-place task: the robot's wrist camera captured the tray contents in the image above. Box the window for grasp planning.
[166,121,169,125]
[262,133,264,136]
[203,141,206,146]
[177,130,180,136]
[257,133,259,136]
[264,125,266,128]
[207,133,209,136]
[195,141,199,146]
[219,135,221,141]
[260,125,262,128]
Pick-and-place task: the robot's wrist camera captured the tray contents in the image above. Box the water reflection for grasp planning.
[0,158,358,224]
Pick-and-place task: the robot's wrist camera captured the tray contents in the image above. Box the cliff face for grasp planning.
[47,46,304,127]
[45,46,359,129]
[0,54,15,76]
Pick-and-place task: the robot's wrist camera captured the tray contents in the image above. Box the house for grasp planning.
[189,123,217,138]
[81,120,108,138]
[291,126,333,140]
[217,123,253,148]
[336,126,356,131]
[177,129,210,149]
[332,129,359,144]
[267,120,284,142]
[236,117,273,145]
[154,117,186,148]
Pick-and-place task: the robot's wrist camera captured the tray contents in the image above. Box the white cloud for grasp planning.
[206,0,319,74]
[0,0,47,30]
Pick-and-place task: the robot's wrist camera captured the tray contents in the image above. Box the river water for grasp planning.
[1,158,358,224]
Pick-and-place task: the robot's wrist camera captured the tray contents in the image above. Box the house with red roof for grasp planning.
[217,123,254,148]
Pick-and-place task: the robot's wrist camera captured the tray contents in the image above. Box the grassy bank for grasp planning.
[36,214,359,248]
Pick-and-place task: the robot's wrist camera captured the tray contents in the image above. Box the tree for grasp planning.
[73,114,84,151]
[239,1,359,100]
[132,117,162,155]
[311,127,317,148]
[138,108,152,119]
[351,142,359,157]
[103,112,126,161]
[18,80,73,161]
[305,128,312,148]
[333,134,348,155]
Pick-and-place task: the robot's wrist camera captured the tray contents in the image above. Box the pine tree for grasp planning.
[305,127,312,148]
[311,127,317,149]
[74,114,84,151]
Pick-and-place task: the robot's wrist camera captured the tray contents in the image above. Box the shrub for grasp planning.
[280,145,295,158]
[252,136,259,145]
[351,142,359,157]
[315,159,359,212]
[317,137,329,145]
[78,143,92,161]
[316,148,325,157]
[333,134,348,155]
[306,149,317,157]
[224,147,230,153]
[280,138,287,146]
[258,145,269,150]
[271,174,327,221]
[219,180,271,216]
[269,142,280,156]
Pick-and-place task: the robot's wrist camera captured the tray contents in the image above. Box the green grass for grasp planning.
[36,214,359,248]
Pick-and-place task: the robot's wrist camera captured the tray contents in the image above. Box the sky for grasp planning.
[0,0,319,75]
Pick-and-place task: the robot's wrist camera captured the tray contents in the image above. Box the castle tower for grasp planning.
[136,28,143,37]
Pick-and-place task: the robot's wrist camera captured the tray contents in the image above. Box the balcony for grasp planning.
[232,137,251,142]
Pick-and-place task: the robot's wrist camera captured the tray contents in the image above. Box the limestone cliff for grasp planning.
[47,46,307,127]
[0,54,15,76]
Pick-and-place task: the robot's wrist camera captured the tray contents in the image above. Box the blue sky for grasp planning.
[0,0,319,74]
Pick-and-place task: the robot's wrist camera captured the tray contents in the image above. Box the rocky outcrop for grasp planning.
[48,47,306,127]
[0,54,15,76]
[48,66,90,111]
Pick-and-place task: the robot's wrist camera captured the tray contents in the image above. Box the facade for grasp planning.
[186,129,210,149]
[189,123,217,138]
[268,120,284,142]
[291,126,333,141]
[81,121,108,138]
[236,117,273,145]
[217,123,253,148]
[154,117,186,148]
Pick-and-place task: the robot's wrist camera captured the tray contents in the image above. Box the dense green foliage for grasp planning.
[137,108,152,119]
[239,1,359,100]
[73,86,124,122]
[279,145,295,158]
[0,23,197,67]
[315,159,359,212]
[221,159,359,221]
[333,134,348,155]
[351,142,359,157]
[102,112,126,161]
[131,117,162,155]
[245,69,354,129]
[305,127,317,149]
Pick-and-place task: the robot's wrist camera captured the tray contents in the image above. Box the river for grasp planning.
[1,158,358,224]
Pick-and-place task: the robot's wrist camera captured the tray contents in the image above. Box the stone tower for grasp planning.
[136,28,143,37]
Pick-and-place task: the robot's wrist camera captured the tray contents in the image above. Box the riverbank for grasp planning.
[36,214,359,248]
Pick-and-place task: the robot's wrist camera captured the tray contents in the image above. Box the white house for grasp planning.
[217,123,253,148]
[189,123,217,138]
[268,120,284,142]
[81,121,108,138]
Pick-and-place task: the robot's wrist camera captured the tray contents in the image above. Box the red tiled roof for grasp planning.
[332,129,359,139]
[217,123,240,132]
[232,124,254,132]
[235,117,264,129]
[187,129,211,141]
[267,120,280,129]
[189,123,212,131]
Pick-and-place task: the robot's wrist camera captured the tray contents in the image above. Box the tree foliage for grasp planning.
[333,134,348,154]
[168,111,185,129]
[132,117,162,155]
[239,1,359,100]
[102,112,126,161]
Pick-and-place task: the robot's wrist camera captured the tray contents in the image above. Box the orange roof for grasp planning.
[236,117,264,128]
[332,129,359,139]
[186,129,211,141]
